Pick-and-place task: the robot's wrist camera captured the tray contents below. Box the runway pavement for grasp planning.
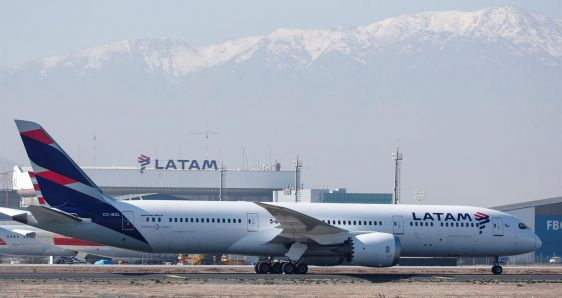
[0,265,560,283]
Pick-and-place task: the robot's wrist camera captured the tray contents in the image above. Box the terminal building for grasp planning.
[11,164,296,204]
[273,188,393,204]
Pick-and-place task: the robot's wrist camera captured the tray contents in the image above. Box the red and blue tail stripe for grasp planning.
[15,120,147,244]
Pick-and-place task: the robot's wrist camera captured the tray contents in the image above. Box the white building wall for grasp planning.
[273,189,328,203]
[13,166,295,190]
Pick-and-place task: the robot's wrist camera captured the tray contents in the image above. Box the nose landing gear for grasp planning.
[491,256,504,275]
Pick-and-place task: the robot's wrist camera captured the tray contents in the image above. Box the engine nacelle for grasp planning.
[350,232,401,267]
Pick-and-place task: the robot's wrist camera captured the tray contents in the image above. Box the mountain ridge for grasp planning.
[5,6,560,79]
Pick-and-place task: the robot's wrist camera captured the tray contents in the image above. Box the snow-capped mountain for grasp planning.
[7,6,562,78]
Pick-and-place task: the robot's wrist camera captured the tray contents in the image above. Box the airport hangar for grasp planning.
[494,197,562,264]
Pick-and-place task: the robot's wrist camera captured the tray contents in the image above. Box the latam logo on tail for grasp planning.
[475,212,490,234]
[137,155,217,173]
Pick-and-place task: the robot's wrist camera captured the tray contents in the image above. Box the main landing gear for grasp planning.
[491,256,504,275]
[254,260,308,274]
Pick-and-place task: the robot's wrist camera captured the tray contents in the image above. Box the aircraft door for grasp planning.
[492,217,504,236]
[247,213,259,232]
[122,211,134,231]
[392,215,404,234]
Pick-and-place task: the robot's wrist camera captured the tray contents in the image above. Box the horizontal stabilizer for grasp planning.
[28,205,82,225]
[0,207,31,224]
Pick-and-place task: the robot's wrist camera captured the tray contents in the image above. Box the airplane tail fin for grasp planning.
[15,120,106,213]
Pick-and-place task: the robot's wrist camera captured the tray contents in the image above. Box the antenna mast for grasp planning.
[392,142,403,204]
[189,129,219,159]
[293,156,303,202]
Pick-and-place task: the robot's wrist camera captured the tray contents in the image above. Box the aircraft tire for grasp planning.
[295,262,308,274]
[491,265,503,275]
[269,262,283,274]
[256,261,270,274]
[282,262,295,274]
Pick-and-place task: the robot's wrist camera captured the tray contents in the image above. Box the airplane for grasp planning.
[0,224,175,263]
[0,225,76,260]
[0,120,542,274]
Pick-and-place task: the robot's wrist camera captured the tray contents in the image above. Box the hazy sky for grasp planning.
[1,0,561,66]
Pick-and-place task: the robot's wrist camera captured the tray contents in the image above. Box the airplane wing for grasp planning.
[254,202,349,245]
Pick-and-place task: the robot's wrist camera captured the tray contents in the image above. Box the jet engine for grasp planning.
[349,232,401,267]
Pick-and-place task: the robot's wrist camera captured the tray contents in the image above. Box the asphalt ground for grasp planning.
[0,272,561,283]
[0,265,560,283]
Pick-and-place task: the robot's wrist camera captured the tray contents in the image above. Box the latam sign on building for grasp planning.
[138,155,217,173]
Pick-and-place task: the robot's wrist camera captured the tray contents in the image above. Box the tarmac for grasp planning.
[0,265,560,297]
[0,264,560,282]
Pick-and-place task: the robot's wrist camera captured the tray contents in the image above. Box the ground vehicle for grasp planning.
[549,256,561,264]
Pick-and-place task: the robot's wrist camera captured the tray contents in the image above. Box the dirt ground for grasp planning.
[0,279,561,297]
[0,265,561,297]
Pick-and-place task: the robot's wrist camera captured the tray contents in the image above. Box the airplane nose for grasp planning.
[535,234,542,250]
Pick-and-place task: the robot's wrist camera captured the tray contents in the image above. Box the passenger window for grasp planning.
[180,218,183,222]
[238,219,241,223]
[410,222,413,226]
[353,221,356,225]
[374,221,378,226]
[196,218,199,223]
[425,222,429,226]
[169,218,172,223]
[363,221,367,225]
[430,222,433,227]
[343,221,346,225]
[146,217,149,222]
[222,219,225,223]
[212,218,215,223]
[415,222,418,226]
[174,218,178,222]
[158,218,161,222]
[358,221,362,226]
[152,217,156,222]
[228,219,231,223]
[369,221,372,225]
[379,221,382,225]
[348,220,351,225]
[206,218,210,223]
[338,220,341,225]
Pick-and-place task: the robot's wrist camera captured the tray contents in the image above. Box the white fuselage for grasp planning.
[70,200,540,258]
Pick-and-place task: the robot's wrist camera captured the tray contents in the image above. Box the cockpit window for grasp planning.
[518,223,529,229]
